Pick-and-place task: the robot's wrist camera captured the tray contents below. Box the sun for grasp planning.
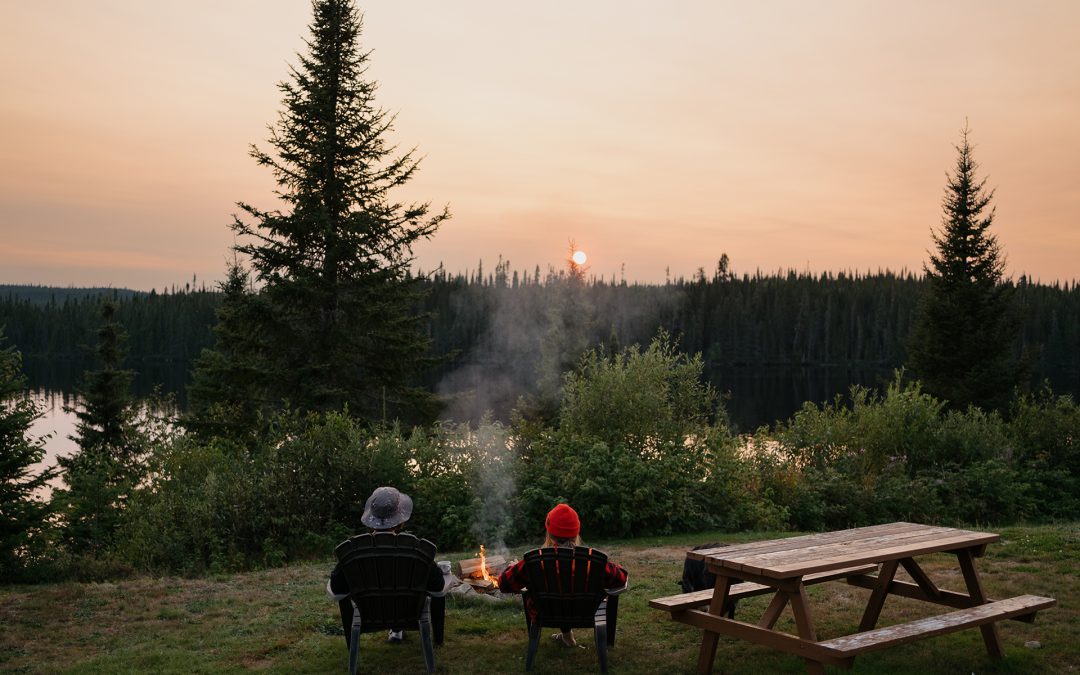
[571,250,587,265]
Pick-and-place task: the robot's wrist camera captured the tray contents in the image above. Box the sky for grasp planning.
[1,0,1078,290]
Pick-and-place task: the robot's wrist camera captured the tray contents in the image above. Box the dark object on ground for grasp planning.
[679,542,737,618]
[520,546,628,673]
[334,532,444,673]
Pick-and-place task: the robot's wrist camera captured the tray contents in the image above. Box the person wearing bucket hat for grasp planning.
[497,503,628,648]
[360,486,413,530]
[327,487,449,645]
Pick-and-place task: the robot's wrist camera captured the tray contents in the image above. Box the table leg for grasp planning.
[858,558,899,632]
[957,547,1004,658]
[696,575,733,675]
[787,582,825,674]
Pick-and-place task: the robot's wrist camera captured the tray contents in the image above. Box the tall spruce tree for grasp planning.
[0,329,55,580]
[187,262,268,439]
[225,0,448,423]
[54,302,141,553]
[907,125,1025,412]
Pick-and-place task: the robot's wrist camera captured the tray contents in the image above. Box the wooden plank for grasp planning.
[650,588,713,612]
[757,532,1001,579]
[689,522,928,561]
[957,547,1004,659]
[818,595,1057,656]
[789,582,818,642]
[675,609,851,666]
[900,557,942,600]
[846,575,980,610]
[650,565,877,612]
[697,575,732,674]
[705,528,978,577]
[859,559,899,632]
[731,528,990,572]
[758,591,789,629]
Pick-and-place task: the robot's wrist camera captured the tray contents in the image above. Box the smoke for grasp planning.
[437,279,683,425]
[434,271,683,549]
[467,421,514,553]
[436,283,550,425]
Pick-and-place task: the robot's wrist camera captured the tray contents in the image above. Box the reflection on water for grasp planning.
[26,390,177,497]
[26,391,80,495]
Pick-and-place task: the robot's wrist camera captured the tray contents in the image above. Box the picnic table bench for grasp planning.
[650,522,1055,674]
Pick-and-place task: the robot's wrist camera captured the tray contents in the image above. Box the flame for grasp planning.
[477,544,499,588]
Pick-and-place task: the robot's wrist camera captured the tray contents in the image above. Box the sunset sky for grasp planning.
[2,1,1078,290]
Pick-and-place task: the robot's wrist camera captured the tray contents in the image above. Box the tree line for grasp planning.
[3,270,1078,400]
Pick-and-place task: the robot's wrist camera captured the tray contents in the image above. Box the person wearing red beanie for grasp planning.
[498,503,628,648]
[544,502,581,541]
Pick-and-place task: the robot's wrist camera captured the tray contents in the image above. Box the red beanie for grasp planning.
[545,503,580,539]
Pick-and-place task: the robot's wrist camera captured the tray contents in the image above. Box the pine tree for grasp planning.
[0,329,55,580]
[907,125,1026,411]
[54,302,141,553]
[226,0,448,424]
[186,262,268,439]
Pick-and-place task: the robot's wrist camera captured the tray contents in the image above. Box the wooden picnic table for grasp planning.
[650,522,1055,674]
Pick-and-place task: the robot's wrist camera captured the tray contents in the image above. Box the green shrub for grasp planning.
[512,334,743,538]
[119,411,503,573]
[1009,388,1080,517]
[765,371,1055,528]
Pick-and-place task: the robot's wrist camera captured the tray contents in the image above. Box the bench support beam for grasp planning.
[957,547,1004,658]
[858,558,899,632]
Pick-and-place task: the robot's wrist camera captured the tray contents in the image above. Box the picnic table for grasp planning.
[651,522,1055,674]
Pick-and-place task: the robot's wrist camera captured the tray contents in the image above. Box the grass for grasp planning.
[0,523,1075,674]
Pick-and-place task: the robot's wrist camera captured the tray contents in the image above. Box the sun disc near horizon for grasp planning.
[572,250,587,265]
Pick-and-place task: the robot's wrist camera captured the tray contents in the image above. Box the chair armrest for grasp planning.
[428,571,453,598]
[606,577,630,596]
[326,578,348,602]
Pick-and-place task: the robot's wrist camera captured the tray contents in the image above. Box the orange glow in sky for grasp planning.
[2,1,1079,290]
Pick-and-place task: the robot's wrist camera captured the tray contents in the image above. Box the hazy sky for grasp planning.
[2,1,1078,290]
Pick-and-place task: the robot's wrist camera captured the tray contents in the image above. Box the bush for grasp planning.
[764,371,1057,529]
[1009,388,1080,518]
[119,411,510,574]
[512,334,744,539]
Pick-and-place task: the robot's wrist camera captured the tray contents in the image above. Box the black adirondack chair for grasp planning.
[333,532,442,674]
[519,546,628,673]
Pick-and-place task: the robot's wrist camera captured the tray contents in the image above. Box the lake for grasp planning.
[23,363,894,490]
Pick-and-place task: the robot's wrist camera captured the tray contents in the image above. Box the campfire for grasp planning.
[453,545,510,598]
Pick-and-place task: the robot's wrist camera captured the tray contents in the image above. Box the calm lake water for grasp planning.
[26,392,80,494]
[24,364,894,486]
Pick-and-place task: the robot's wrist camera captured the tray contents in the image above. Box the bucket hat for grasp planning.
[361,486,413,530]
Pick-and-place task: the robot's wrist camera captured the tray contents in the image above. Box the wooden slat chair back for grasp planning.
[521,546,625,673]
[333,532,439,673]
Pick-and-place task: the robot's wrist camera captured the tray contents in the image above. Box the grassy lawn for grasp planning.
[1,523,1074,674]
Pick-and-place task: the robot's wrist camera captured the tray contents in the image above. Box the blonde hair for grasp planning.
[544,533,582,548]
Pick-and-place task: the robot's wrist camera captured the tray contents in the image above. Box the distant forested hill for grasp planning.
[0,284,142,306]
[2,270,1078,405]
[0,285,218,363]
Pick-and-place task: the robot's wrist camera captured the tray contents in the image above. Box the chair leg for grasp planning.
[594,622,609,674]
[419,597,435,673]
[596,600,613,669]
[430,595,445,647]
[525,623,541,671]
[604,596,618,647]
[348,606,362,674]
